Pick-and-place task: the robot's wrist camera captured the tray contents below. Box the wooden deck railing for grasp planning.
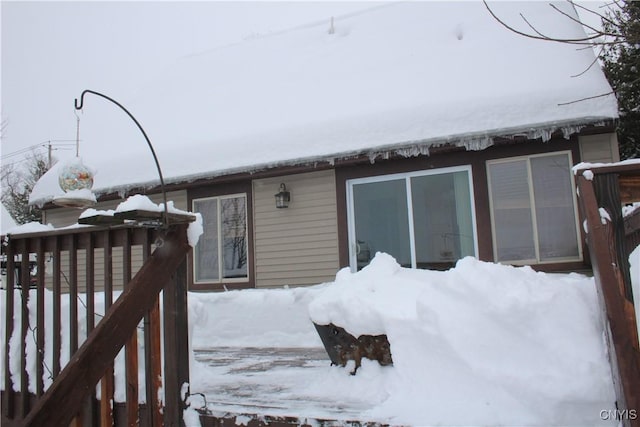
[1,218,193,427]
[575,162,640,427]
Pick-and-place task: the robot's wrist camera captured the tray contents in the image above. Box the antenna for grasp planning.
[328,16,335,35]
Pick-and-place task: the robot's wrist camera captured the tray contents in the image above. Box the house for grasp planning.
[29,1,619,291]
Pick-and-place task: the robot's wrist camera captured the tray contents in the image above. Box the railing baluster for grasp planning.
[143,229,163,426]
[68,235,83,427]
[3,237,16,420]
[123,228,140,426]
[36,237,46,398]
[52,236,61,378]
[19,238,31,417]
[101,230,114,427]
[69,235,78,355]
[83,233,97,426]
[86,233,95,332]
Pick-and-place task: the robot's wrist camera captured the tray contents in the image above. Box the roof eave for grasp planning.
[43,116,617,209]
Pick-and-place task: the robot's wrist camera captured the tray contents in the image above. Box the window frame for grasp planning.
[345,165,479,271]
[192,193,250,285]
[486,151,583,265]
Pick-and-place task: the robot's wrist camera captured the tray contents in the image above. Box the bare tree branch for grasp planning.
[521,6,613,41]
[519,13,551,38]
[483,0,623,46]
[571,45,606,78]
[557,91,616,106]
[559,53,640,105]
[571,0,618,30]
[550,3,616,37]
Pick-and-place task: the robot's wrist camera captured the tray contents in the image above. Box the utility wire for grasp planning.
[1,140,77,161]
[1,148,73,171]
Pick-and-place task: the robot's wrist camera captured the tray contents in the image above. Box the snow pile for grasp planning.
[188,253,617,425]
[78,207,115,219]
[190,286,323,348]
[115,193,163,212]
[113,195,203,248]
[24,193,204,247]
[308,253,615,425]
[623,202,640,217]
[573,159,640,174]
[599,207,612,224]
[53,189,98,206]
[3,221,55,235]
[79,195,204,248]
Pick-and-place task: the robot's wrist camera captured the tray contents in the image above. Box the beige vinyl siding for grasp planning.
[253,170,339,287]
[579,133,620,164]
[42,191,186,293]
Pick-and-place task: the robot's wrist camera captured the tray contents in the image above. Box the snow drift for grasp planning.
[307,253,615,425]
[188,253,617,425]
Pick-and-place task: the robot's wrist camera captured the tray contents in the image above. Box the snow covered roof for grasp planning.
[1,204,17,234]
[31,1,618,205]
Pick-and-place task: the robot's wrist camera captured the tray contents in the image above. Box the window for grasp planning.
[347,166,478,271]
[193,194,248,283]
[487,152,581,264]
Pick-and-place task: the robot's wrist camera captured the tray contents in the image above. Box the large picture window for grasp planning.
[347,166,478,271]
[193,194,248,283]
[487,152,581,264]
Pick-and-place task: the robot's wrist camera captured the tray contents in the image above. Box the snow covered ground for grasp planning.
[1,252,629,426]
[186,254,619,426]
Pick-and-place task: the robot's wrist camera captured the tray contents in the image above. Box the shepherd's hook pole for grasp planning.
[75,89,169,227]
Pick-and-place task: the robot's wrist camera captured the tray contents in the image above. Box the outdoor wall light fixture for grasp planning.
[53,89,168,226]
[275,183,291,209]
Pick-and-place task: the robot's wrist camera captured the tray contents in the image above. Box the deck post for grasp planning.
[162,258,190,427]
[577,173,640,427]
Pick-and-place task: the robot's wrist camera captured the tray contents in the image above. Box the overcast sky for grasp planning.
[1,1,375,171]
[1,1,608,175]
